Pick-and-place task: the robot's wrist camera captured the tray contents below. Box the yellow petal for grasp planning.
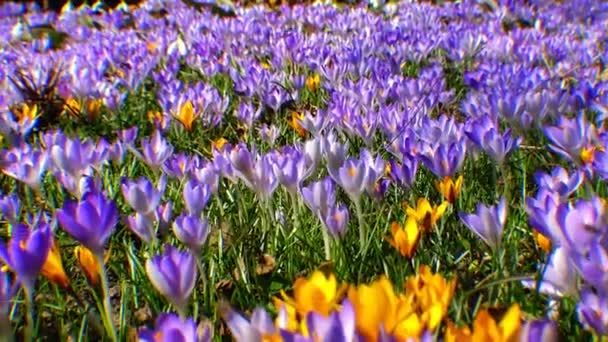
[499,304,521,342]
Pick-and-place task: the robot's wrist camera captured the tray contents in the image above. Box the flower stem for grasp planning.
[96,255,117,342]
[354,198,366,250]
[322,227,331,261]
[23,286,34,342]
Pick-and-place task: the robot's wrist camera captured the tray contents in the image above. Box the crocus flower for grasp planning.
[75,245,102,286]
[221,305,277,341]
[40,238,70,289]
[272,148,307,195]
[534,166,583,199]
[519,320,558,342]
[0,194,20,226]
[125,212,155,244]
[146,245,197,316]
[521,247,578,298]
[570,240,608,293]
[322,133,348,179]
[50,137,100,178]
[435,176,463,204]
[465,115,521,164]
[139,130,174,170]
[305,299,357,342]
[260,124,279,145]
[386,218,420,258]
[334,155,369,202]
[543,114,596,164]
[388,155,418,189]
[1,145,48,190]
[121,175,166,218]
[163,152,192,179]
[118,126,138,146]
[0,222,52,290]
[139,313,211,342]
[183,180,211,217]
[404,198,448,232]
[420,141,466,179]
[555,196,607,252]
[172,99,198,132]
[445,304,521,342]
[320,204,350,238]
[460,197,507,252]
[173,213,210,255]
[56,190,119,256]
[157,201,173,236]
[577,288,608,336]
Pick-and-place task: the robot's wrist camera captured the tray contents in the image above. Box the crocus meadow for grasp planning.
[0,0,607,340]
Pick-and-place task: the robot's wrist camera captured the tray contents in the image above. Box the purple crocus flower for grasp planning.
[221,305,275,341]
[465,115,521,164]
[519,320,558,342]
[592,149,608,181]
[525,189,561,243]
[570,239,608,293]
[139,130,174,170]
[173,213,210,255]
[301,177,337,221]
[460,197,507,252]
[163,152,192,179]
[388,155,418,189]
[272,147,307,195]
[121,175,166,218]
[543,114,595,164]
[50,137,97,178]
[555,196,607,252]
[139,313,211,342]
[56,190,119,256]
[118,126,138,146]
[320,204,350,237]
[305,299,356,342]
[0,194,20,226]
[334,156,368,202]
[190,158,221,195]
[534,166,584,199]
[521,247,578,298]
[259,124,278,145]
[125,212,155,244]
[146,245,197,315]
[322,133,348,179]
[0,222,51,290]
[419,141,466,178]
[157,201,173,236]
[1,145,48,190]
[183,180,211,217]
[577,288,608,336]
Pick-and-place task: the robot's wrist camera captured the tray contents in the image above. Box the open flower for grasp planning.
[445,304,521,342]
[386,218,420,258]
[404,198,448,232]
[172,99,199,132]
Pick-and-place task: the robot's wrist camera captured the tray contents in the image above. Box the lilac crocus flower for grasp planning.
[521,247,578,298]
[388,155,418,189]
[0,194,20,226]
[125,212,155,244]
[183,180,211,216]
[460,197,507,252]
[419,141,466,178]
[335,156,368,202]
[56,190,119,256]
[118,126,138,146]
[272,147,307,195]
[543,114,595,164]
[0,222,51,290]
[157,201,173,236]
[320,204,350,237]
[555,196,607,252]
[577,288,608,336]
[259,124,278,145]
[525,189,561,244]
[121,175,166,218]
[163,152,192,179]
[221,305,275,341]
[301,177,337,221]
[305,299,356,342]
[534,166,584,199]
[519,320,558,342]
[146,245,197,315]
[139,130,174,170]
[190,158,221,194]
[1,145,48,190]
[173,213,210,255]
[322,132,348,179]
[570,240,608,293]
[465,115,521,164]
[139,313,211,342]
[592,149,608,181]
